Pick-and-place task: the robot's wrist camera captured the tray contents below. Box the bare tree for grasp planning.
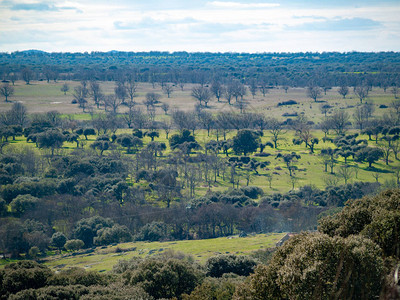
[73,86,88,112]
[391,86,399,99]
[249,80,257,98]
[210,81,225,102]
[267,118,286,148]
[354,86,369,103]
[21,67,33,84]
[126,78,137,102]
[337,165,353,184]
[0,83,14,102]
[89,81,103,109]
[338,86,349,99]
[162,84,174,98]
[104,94,122,113]
[191,86,212,107]
[161,102,170,115]
[307,86,322,102]
[60,83,69,95]
[114,82,127,104]
[329,110,350,135]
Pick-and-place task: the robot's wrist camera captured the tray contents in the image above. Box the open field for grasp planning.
[1,233,285,272]
[0,80,396,123]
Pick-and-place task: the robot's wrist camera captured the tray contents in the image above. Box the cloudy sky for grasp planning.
[0,0,399,53]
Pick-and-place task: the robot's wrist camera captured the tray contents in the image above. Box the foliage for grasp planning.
[124,258,203,299]
[319,189,400,258]
[234,232,384,300]
[205,254,258,277]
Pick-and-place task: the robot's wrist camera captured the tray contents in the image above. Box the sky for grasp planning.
[0,0,399,53]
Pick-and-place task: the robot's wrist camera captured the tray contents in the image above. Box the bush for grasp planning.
[135,221,170,242]
[64,239,84,252]
[277,100,297,106]
[234,233,384,299]
[206,254,258,277]
[125,258,202,299]
[0,261,53,296]
[94,224,132,246]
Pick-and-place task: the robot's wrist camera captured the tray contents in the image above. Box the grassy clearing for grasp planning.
[38,233,285,272]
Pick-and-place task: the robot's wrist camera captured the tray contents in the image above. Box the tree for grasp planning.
[232,130,260,156]
[161,102,170,115]
[36,130,65,156]
[126,79,137,102]
[267,118,285,148]
[83,128,96,140]
[191,86,212,107]
[21,67,33,84]
[234,233,384,300]
[319,189,400,259]
[354,85,369,103]
[391,86,399,99]
[73,86,88,112]
[104,94,122,113]
[114,82,127,104]
[306,86,322,102]
[338,85,349,99]
[329,110,350,135]
[206,254,257,277]
[125,259,201,299]
[64,239,84,252]
[9,102,28,126]
[162,83,174,98]
[278,152,301,177]
[145,92,161,108]
[210,81,225,102]
[337,165,353,184]
[356,147,383,168]
[88,80,103,108]
[0,83,14,102]
[51,232,67,253]
[60,83,69,95]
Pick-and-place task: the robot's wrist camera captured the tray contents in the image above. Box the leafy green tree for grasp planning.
[10,194,38,216]
[355,147,384,167]
[51,232,67,253]
[232,130,260,156]
[206,254,258,277]
[125,258,202,299]
[234,232,383,300]
[83,128,96,140]
[319,189,400,258]
[36,130,65,156]
[64,239,84,252]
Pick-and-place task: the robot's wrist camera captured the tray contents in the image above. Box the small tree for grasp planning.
[232,130,260,156]
[162,84,174,98]
[306,86,322,102]
[0,83,14,102]
[64,239,84,252]
[60,83,69,95]
[191,86,212,107]
[338,85,349,99]
[354,86,369,103]
[51,232,67,253]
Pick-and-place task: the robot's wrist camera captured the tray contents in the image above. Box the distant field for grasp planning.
[22,233,286,272]
[0,80,395,123]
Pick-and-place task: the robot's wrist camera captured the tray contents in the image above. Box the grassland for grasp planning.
[25,233,285,272]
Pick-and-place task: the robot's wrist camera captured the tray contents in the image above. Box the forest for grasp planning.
[0,51,400,299]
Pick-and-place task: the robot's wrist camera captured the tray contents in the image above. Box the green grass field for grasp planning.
[28,233,285,272]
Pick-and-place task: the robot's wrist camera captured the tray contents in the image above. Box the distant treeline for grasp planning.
[1,51,400,87]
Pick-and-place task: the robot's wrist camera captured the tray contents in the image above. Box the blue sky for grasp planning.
[0,0,399,52]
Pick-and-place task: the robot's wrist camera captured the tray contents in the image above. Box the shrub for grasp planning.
[206,254,258,277]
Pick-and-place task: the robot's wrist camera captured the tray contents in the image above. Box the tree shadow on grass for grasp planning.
[364,166,393,173]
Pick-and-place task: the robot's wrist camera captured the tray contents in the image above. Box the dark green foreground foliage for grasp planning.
[0,261,152,300]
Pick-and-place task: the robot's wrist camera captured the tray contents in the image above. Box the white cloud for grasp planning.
[207,1,280,8]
